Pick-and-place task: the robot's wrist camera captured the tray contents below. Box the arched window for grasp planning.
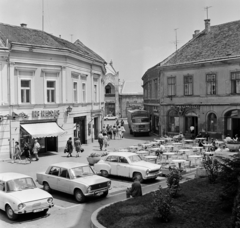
[168,110,179,133]
[208,113,217,132]
[105,85,111,94]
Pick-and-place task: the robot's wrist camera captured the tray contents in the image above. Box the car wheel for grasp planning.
[6,205,18,220]
[101,170,109,177]
[133,172,143,183]
[102,190,108,198]
[43,182,51,192]
[41,209,49,215]
[74,189,86,203]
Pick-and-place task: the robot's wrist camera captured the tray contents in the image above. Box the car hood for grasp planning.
[72,175,109,186]
[131,161,161,170]
[9,188,52,202]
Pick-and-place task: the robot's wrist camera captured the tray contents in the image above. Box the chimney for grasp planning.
[204,19,211,33]
[20,23,27,28]
[192,30,200,38]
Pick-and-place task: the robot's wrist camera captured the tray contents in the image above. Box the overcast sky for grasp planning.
[1,0,240,83]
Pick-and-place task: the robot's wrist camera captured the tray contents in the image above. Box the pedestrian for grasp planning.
[66,137,73,157]
[116,119,119,126]
[118,125,122,139]
[205,132,210,142]
[14,141,21,162]
[120,125,125,138]
[121,119,125,126]
[33,139,40,161]
[109,125,113,139]
[74,138,81,157]
[113,125,117,139]
[103,134,109,151]
[126,176,142,198]
[98,132,104,151]
[102,125,107,136]
[23,141,31,162]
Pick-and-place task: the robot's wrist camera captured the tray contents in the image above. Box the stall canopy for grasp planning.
[21,122,66,138]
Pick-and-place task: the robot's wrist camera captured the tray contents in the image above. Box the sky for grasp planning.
[0,0,240,84]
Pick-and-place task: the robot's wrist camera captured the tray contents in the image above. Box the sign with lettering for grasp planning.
[170,105,200,116]
[32,110,60,118]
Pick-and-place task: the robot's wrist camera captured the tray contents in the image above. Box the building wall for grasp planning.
[0,46,105,156]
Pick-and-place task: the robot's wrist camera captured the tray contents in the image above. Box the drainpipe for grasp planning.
[90,63,94,143]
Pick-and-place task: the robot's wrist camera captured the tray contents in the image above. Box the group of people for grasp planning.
[98,119,126,151]
[65,137,82,157]
[13,139,41,163]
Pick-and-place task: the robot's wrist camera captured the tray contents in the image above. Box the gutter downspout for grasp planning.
[90,62,94,143]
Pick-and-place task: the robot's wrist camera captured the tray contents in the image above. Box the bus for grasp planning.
[127,109,150,136]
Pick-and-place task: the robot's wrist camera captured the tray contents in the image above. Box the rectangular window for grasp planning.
[21,80,31,103]
[184,75,193,96]
[94,85,97,102]
[231,72,240,94]
[154,79,158,98]
[73,82,78,103]
[167,77,176,96]
[82,83,86,102]
[206,74,216,95]
[46,81,55,103]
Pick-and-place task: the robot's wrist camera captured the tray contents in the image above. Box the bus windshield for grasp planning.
[132,117,149,123]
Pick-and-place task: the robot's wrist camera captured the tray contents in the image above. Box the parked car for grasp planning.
[36,162,111,203]
[104,114,117,120]
[0,172,54,220]
[94,152,161,182]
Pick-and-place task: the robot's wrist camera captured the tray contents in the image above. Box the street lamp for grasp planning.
[66,106,72,116]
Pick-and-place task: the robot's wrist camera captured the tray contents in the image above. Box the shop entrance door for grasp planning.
[46,137,57,152]
[232,118,240,137]
[74,117,86,144]
[185,116,198,137]
[94,117,99,140]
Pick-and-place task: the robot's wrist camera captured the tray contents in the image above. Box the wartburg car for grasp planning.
[0,173,54,220]
[94,152,161,182]
[36,162,111,203]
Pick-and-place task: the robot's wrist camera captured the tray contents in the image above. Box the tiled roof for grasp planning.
[0,23,105,63]
[162,20,240,66]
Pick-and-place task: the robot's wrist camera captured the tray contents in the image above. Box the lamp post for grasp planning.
[66,106,72,116]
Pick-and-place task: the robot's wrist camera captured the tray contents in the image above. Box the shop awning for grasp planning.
[21,122,66,138]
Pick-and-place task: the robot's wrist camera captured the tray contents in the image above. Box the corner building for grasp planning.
[0,23,106,157]
[143,19,240,139]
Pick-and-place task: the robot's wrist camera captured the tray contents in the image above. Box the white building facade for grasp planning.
[0,23,106,157]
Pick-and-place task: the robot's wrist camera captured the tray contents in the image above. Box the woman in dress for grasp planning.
[75,138,81,157]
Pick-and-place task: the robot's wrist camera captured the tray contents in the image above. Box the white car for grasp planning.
[36,162,111,203]
[94,152,161,182]
[0,173,54,220]
[104,114,117,120]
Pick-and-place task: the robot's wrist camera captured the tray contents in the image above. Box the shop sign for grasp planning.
[171,105,200,116]
[32,110,60,118]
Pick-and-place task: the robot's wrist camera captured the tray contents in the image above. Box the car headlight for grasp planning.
[18,203,25,210]
[47,197,53,204]
[146,169,149,175]
[87,186,92,193]
[107,181,111,188]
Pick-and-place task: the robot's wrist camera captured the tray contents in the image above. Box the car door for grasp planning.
[105,156,119,175]
[47,166,60,190]
[117,156,131,177]
[0,181,5,210]
[57,168,71,193]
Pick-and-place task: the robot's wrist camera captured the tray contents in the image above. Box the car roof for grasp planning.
[50,162,89,169]
[107,152,137,157]
[0,172,30,181]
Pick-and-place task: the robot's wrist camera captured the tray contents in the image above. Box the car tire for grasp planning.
[6,205,18,221]
[101,170,109,177]
[74,189,86,203]
[102,190,108,198]
[43,182,51,192]
[133,172,143,183]
[41,209,49,215]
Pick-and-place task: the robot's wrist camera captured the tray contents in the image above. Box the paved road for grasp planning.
[0,122,169,228]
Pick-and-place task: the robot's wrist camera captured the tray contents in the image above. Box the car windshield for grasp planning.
[6,177,36,192]
[128,155,143,162]
[132,117,149,123]
[70,166,95,178]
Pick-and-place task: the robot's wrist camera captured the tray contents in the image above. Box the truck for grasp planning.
[127,109,151,136]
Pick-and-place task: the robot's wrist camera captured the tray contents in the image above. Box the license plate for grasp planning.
[95,192,103,196]
[33,208,44,213]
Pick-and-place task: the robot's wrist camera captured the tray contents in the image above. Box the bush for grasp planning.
[151,185,172,222]
[231,182,240,228]
[218,154,240,211]
[167,168,182,198]
[202,156,219,183]
[88,153,101,157]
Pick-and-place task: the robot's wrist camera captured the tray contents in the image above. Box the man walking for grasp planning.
[98,132,104,151]
[74,138,81,157]
[33,139,40,161]
[66,137,73,157]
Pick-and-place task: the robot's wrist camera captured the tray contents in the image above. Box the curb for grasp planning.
[91,170,196,228]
